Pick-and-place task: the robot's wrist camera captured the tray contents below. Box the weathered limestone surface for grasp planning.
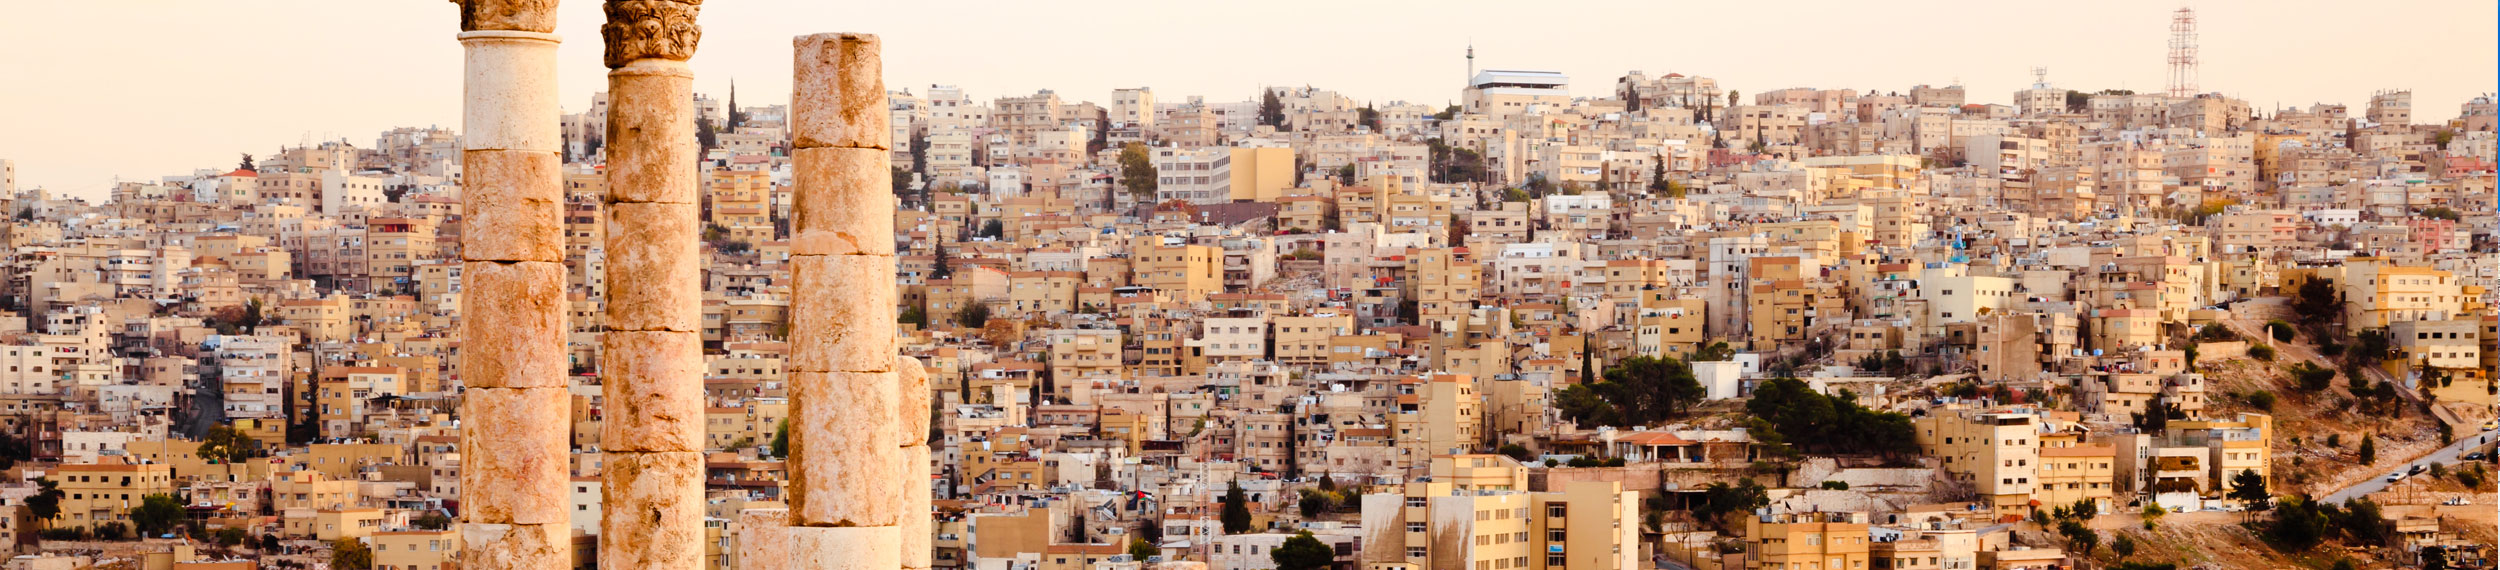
[599,451,707,568]
[600,201,703,331]
[459,33,564,152]
[456,4,568,570]
[897,355,932,567]
[603,62,699,203]
[736,509,791,570]
[599,2,705,567]
[791,33,889,150]
[895,355,930,437]
[786,370,899,526]
[459,386,570,524]
[599,330,704,451]
[788,526,902,569]
[789,147,898,256]
[459,261,568,388]
[787,254,898,374]
[898,444,933,569]
[788,31,922,565]
[459,150,564,262]
[462,522,570,570]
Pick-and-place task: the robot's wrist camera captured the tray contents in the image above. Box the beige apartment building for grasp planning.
[1743,511,1871,570]
[372,528,461,570]
[1913,409,2042,518]
[54,461,175,530]
[1361,455,1637,570]
[1133,241,1222,303]
[708,169,775,244]
[1407,248,1482,330]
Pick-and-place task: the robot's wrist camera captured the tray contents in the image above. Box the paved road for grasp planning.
[2321,428,2498,504]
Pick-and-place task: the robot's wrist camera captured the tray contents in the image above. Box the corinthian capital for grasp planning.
[453,0,560,33]
[602,0,704,69]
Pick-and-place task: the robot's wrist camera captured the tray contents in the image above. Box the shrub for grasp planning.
[2248,344,2276,361]
[2245,390,2276,411]
[2266,320,2296,342]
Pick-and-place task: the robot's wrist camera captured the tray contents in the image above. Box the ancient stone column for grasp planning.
[597,1,705,568]
[779,32,922,565]
[451,1,569,568]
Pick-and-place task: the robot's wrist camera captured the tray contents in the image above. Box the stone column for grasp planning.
[451,1,569,568]
[781,32,921,565]
[597,1,705,568]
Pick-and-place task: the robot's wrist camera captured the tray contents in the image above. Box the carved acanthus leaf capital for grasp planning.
[602,0,703,69]
[454,0,560,33]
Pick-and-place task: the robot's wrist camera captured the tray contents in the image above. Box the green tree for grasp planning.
[929,242,954,280]
[1695,478,1768,529]
[2265,319,2296,342]
[1135,517,1164,546]
[2112,534,2137,559]
[696,112,719,153]
[27,478,62,524]
[130,494,185,537]
[2229,468,2271,516]
[2244,390,2276,412]
[2423,546,2452,570]
[1270,531,1335,570]
[1259,89,1288,130]
[239,153,255,172]
[2292,279,2340,329]
[2357,435,2375,465]
[1119,143,1159,199]
[1745,377,1918,458]
[332,537,375,570]
[771,418,790,458]
[199,425,257,464]
[95,522,128,541]
[413,511,453,530]
[2265,495,2330,551]
[2056,520,2098,554]
[1221,481,1254,533]
[1336,164,1357,186]
[1555,356,1707,427]
[2289,362,2336,392]
[214,527,248,548]
[2420,206,2461,221]
[979,219,1004,239]
[1357,104,1381,132]
[1497,443,1534,462]
[1646,153,1676,197]
[1129,537,1159,562]
[956,303,991,328]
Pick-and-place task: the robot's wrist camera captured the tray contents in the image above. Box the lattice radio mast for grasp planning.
[2167,7,2198,98]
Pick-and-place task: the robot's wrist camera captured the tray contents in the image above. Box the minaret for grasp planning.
[1465,42,1475,85]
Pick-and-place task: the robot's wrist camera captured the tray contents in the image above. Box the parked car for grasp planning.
[2409,464,2428,476]
[2386,471,2406,483]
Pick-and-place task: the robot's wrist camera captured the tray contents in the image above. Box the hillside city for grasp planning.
[0,53,2494,570]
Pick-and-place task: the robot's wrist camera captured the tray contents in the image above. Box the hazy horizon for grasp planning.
[4,0,2493,201]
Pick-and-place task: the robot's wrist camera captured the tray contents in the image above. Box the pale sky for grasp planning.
[3,1,2492,201]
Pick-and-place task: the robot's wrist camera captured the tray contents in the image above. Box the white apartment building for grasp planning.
[1152,147,1232,205]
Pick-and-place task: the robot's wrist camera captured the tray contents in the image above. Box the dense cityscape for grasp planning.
[0,5,2494,570]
